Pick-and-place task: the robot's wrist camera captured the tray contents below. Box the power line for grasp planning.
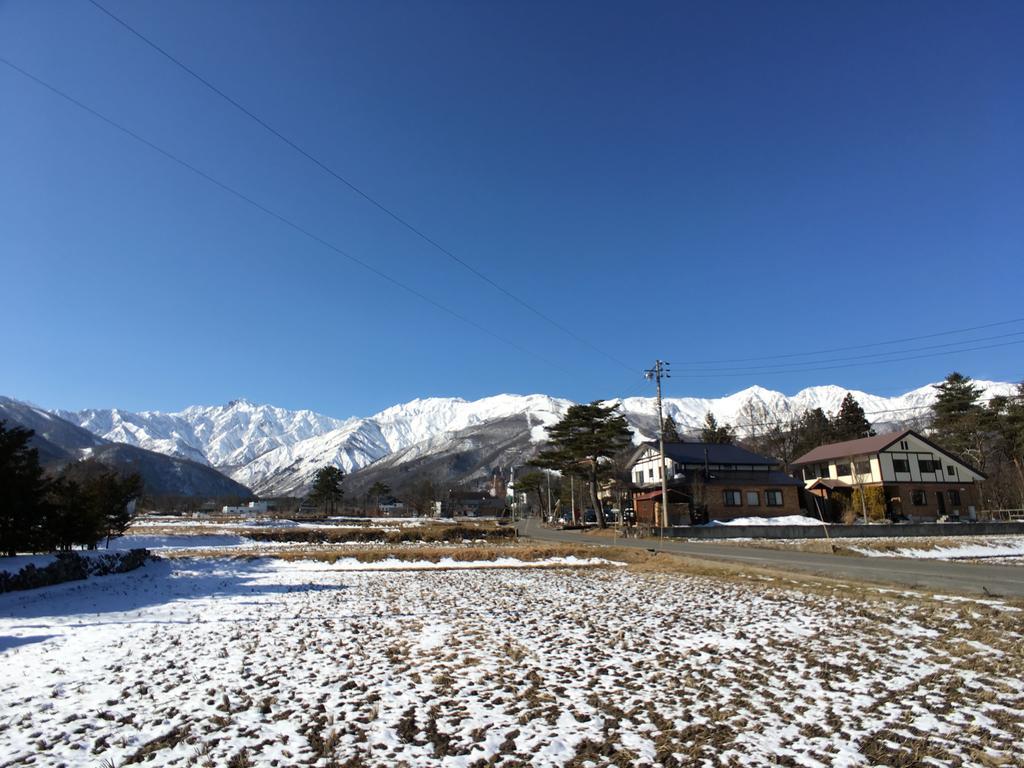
[686,316,1024,365]
[0,55,572,376]
[85,0,637,374]
[670,331,1024,374]
[669,338,1024,378]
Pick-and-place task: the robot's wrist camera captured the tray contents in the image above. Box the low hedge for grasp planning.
[244,524,517,545]
[0,549,152,594]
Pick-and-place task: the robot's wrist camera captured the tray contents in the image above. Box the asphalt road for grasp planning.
[517,518,1024,599]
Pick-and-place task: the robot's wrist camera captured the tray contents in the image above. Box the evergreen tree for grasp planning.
[792,407,833,458]
[699,413,734,444]
[310,466,345,516]
[662,415,682,443]
[46,478,90,552]
[830,393,872,441]
[95,472,143,548]
[0,421,48,556]
[514,470,548,516]
[367,481,390,513]
[987,383,1024,506]
[931,372,986,460]
[533,402,633,528]
[56,459,144,548]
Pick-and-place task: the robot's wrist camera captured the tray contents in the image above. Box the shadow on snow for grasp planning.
[0,558,349,623]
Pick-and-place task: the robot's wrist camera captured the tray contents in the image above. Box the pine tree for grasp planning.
[514,470,548,516]
[55,459,144,548]
[988,383,1024,506]
[699,413,734,444]
[46,478,88,552]
[533,402,633,528]
[931,372,986,460]
[792,407,832,457]
[0,421,48,556]
[367,481,390,513]
[663,415,682,443]
[830,393,872,441]
[310,466,345,516]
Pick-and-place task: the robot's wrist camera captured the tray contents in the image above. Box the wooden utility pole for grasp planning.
[645,360,671,529]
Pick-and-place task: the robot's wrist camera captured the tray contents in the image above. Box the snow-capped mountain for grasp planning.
[56,381,1016,496]
[0,397,252,498]
[60,400,352,469]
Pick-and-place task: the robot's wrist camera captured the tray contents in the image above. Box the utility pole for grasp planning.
[546,471,552,522]
[570,474,576,524]
[645,360,671,530]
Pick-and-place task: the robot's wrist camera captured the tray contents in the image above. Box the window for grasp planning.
[723,490,742,507]
[658,466,662,479]
[893,458,910,473]
[948,490,961,506]
[835,462,851,476]
[635,471,644,484]
[648,467,654,479]
[820,464,831,478]
[899,440,909,450]
[946,466,955,476]
[911,489,927,506]
[765,490,784,507]
[746,491,760,506]
[803,467,818,481]
[918,459,941,473]
[854,460,871,476]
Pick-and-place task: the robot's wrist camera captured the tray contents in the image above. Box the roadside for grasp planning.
[517,517,1024,599]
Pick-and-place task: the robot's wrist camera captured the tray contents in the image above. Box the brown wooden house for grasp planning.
[628,442,802,526]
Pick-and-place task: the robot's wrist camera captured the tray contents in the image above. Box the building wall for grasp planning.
[884,481,980,520]
[797,434,983,497]
[634,483,800,525]
[877,434,982,484]
[631,448,671,485]
[703,485,801,521]
[801,455,880,484]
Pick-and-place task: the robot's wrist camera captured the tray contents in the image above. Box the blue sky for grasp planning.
[2,0,1022,417]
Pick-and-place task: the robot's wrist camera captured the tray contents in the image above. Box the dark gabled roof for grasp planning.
[792,430,910,465]
[635,469,802,492]
[679,469,802,487]
[639,441,778,466]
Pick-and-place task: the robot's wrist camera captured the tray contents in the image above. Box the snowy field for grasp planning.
[2,558,1022,767]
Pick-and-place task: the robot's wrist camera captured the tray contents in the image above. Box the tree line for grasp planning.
[929,373,1024,510]
[0,422,143,556]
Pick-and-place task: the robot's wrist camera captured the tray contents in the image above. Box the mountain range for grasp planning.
[0,397,252,498]
[3,380,1009,498]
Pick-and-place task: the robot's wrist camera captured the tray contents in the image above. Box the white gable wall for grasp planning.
[878,433,983,484]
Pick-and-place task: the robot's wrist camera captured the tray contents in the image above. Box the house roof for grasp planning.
[632,441,778,467]
[792,430,911,465]
[807,478,851,491]
[638,469,802,490]
[633,488,693,501]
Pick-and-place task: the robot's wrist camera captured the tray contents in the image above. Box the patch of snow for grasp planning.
[704,514,829,527]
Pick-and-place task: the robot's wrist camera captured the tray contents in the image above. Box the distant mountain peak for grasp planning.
[47,379,1018,496]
